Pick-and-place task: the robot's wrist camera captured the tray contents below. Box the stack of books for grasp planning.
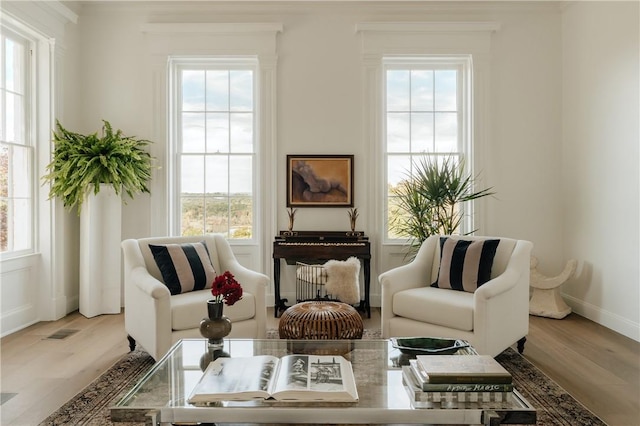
[401,354,513,409]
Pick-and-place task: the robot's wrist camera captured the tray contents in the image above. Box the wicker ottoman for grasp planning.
[278,301,364,340]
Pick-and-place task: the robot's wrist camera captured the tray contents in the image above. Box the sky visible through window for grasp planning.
[3,36,23,144]
[180,69,253,194]
[386,68,458,186]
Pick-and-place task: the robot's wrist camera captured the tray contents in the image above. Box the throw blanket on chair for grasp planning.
[324,257,361,304]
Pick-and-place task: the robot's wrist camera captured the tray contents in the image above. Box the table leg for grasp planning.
[364,258,371,318]
[517,336,526,354]
[273,258,288,317]
[483,410,501,426]
[355,259,371,318]
[144,409,158,426]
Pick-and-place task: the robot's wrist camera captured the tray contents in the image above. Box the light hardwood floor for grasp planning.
[1,309,638,425]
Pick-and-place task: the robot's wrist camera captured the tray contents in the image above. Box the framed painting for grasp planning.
[287,155,354,207]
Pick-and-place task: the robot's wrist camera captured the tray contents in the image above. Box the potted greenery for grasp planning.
[43,120,154,318]
[390,155,494,257]
[43,120,153,212]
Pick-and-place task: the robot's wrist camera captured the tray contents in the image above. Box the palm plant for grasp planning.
[390,155,494,257]
[43,120,153,212]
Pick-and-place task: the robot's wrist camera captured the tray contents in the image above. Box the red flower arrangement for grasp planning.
[211,271,243,306]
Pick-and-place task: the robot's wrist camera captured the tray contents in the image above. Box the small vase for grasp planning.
[199,346,230,371]
[199,300,232,350]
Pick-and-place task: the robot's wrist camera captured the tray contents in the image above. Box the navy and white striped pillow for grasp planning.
[149,241,216,295]
[432,237,500,293]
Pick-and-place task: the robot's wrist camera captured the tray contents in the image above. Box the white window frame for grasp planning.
[357,21,500,250]
[168,56,259,243]
[0,24,35,260]
[142,22,280,280]
[383,55,473,242]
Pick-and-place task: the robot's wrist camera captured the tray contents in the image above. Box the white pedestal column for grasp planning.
[79,185,122,318]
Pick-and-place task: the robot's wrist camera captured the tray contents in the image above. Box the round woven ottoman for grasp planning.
[278,301,364,340]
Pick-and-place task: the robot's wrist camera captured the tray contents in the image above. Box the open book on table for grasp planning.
[188,354,359,405]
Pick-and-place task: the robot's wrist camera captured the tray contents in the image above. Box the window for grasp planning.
[170,58,257,240]
[384,56,471,240]
[0,27,33,257]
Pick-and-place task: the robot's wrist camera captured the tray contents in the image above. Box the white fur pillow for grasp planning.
[323,257,361,304]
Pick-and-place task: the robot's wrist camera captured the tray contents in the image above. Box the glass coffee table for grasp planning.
[111,338,535,425]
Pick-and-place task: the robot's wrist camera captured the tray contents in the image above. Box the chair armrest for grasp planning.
[212,234,269,338]
[212,234,269,297]
[474,240,533,301]
[224,259,269,297]
[474,269,520,301]
[122,239,173,360]
[379,235,439,294]
[472,239,533,355]
[380,261,431,337]
[379,261,429,294]
[380,236,440,337]
[122,238,171,299]
[129,266,172,299]
[224,261,268,339]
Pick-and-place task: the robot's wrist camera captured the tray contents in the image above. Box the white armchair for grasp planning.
[380,235,533,357]
[121,234,269,361]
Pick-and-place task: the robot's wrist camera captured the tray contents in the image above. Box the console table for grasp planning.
[272,230,371,318]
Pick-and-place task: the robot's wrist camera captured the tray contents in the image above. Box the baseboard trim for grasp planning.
[1,305,38,338]
[565,294,640,342]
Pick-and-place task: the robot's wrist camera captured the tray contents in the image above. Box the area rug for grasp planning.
[40,331,606,426]
[494,348,605,426]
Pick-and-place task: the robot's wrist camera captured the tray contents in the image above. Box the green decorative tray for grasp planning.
[390,337,469,356]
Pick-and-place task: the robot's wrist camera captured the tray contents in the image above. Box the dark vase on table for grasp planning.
[199,300,232,370]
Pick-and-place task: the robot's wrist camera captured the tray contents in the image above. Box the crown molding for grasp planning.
[356,21,501,33]
[139,22,283,35]
[1,1,78,41]
[76,0,562,16]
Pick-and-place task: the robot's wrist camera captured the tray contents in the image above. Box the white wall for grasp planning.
[9,1,635,340]
[562,1,640,341]
[487,8,564,266]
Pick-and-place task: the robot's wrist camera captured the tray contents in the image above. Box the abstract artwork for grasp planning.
[287,155,354,207]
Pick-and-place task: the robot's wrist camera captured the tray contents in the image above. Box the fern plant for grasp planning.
[390,155,494,257]
[43,120,153,213]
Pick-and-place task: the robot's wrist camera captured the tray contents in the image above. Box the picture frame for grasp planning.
[287,155,354,207]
